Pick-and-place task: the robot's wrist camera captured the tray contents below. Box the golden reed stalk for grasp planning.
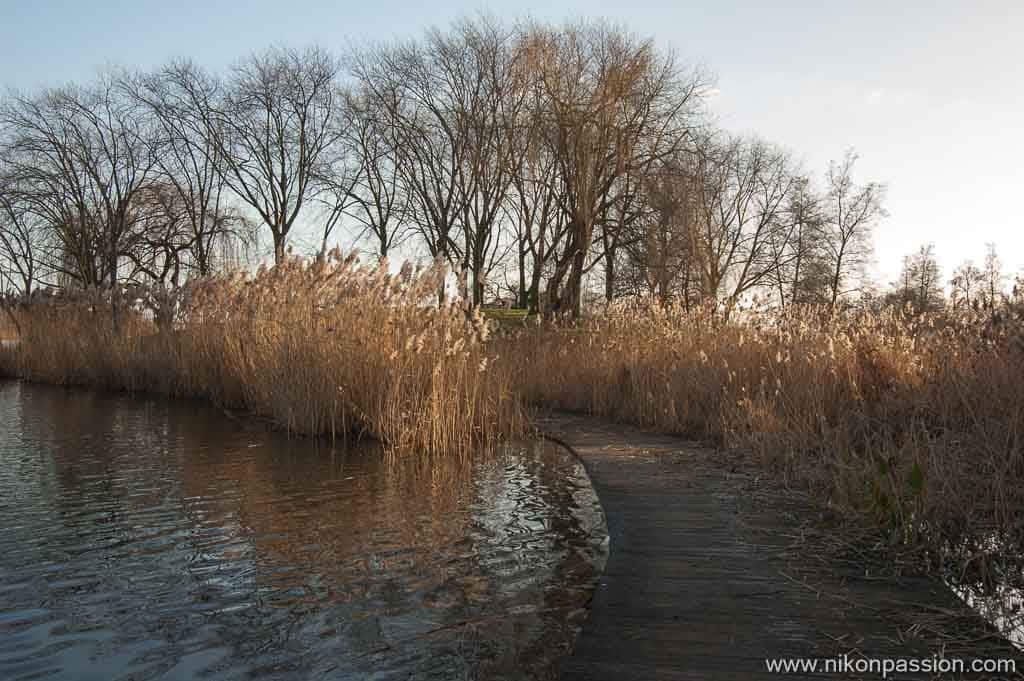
[5,266,1024,587]
[504,300,1024,584]
[0,250,526,455]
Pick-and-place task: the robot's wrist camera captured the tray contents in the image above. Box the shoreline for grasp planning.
[3,375,1022,677]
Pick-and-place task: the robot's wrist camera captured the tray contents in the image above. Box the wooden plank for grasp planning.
[539,413,1024,681]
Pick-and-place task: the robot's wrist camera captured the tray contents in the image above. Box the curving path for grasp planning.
[540,413,1023,681]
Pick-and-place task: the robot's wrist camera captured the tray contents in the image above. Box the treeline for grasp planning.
[0,17,890,317]
[0,15,954,318]
[886,241,1023,315]
[2,16,1024,602]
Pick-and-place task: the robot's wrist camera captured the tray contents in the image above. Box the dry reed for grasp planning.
[0,310,18,342]
[5,262,1024,595]
[506,300,1024,588]
[0,250,526,454]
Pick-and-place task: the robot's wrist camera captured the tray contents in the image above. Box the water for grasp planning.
[0,382,607,680]
[955,582,1024,649]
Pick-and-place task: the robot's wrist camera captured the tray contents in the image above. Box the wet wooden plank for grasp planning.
[540,414,1024,681]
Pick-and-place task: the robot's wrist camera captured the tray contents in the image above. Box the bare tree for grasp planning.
[312,145,362,257]
[351,18,530,304]
[127,61,253,276]
[350,36,470,295]
[619,155,698,305]
[1012,273,1024,310]
[891,243,943,313]
[981,242,1006,310]
[950,260,984,310]
[456,18,531,304]
[120,182,197,285]
[688,134,795,315]
[337,88,406,258]
[763,175,832,307]
[214,46,342,264]
[523,20,706,316]
[504,69,568,311]
[821,150,886,311]
[0,172,49,294]
[0,22,905,324]
[593,167,647,303]
[0,77,161,292]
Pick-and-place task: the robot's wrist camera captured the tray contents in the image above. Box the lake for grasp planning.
[0,381,607,680]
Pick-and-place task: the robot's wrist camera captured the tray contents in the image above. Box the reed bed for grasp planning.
[0,311,18,342]
[4,262,1024,595]
[506,301,1024,587]
[0,251,526,454]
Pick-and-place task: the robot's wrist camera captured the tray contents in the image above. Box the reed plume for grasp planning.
[0,250,526,454]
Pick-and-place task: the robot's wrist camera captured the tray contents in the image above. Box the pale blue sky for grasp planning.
[2,0,1022,285]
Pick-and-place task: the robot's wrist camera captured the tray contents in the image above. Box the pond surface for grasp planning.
[0,382,607,680]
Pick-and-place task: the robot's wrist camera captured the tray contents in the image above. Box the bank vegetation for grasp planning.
[0,253,525,453]
[2,15,1023,617]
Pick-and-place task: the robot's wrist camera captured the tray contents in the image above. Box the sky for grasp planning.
[2,0,1022,287]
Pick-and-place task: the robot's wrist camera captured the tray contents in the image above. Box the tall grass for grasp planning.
[4,259,1024,593]
[0,310,18,342]
[507,301,1024,586]
[0,251,526,454]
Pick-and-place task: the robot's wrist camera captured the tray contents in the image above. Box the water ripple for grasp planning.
[0,382,607,680]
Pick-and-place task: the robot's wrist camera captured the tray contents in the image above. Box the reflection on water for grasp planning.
[954,582,1024,649]
[0,382,607,680]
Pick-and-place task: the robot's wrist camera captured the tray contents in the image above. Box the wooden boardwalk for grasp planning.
[540,414,1023,681]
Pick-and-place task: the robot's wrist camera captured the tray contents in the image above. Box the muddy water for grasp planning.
[0,382,607,680]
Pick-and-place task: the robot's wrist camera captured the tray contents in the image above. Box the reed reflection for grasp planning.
[0,382,605,680]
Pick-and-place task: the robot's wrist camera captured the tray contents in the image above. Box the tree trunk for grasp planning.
[567,248,585,318]
[517,247,528,309]
[273,230,286,265]
[473,276,484,306]
[604,246,616,303]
